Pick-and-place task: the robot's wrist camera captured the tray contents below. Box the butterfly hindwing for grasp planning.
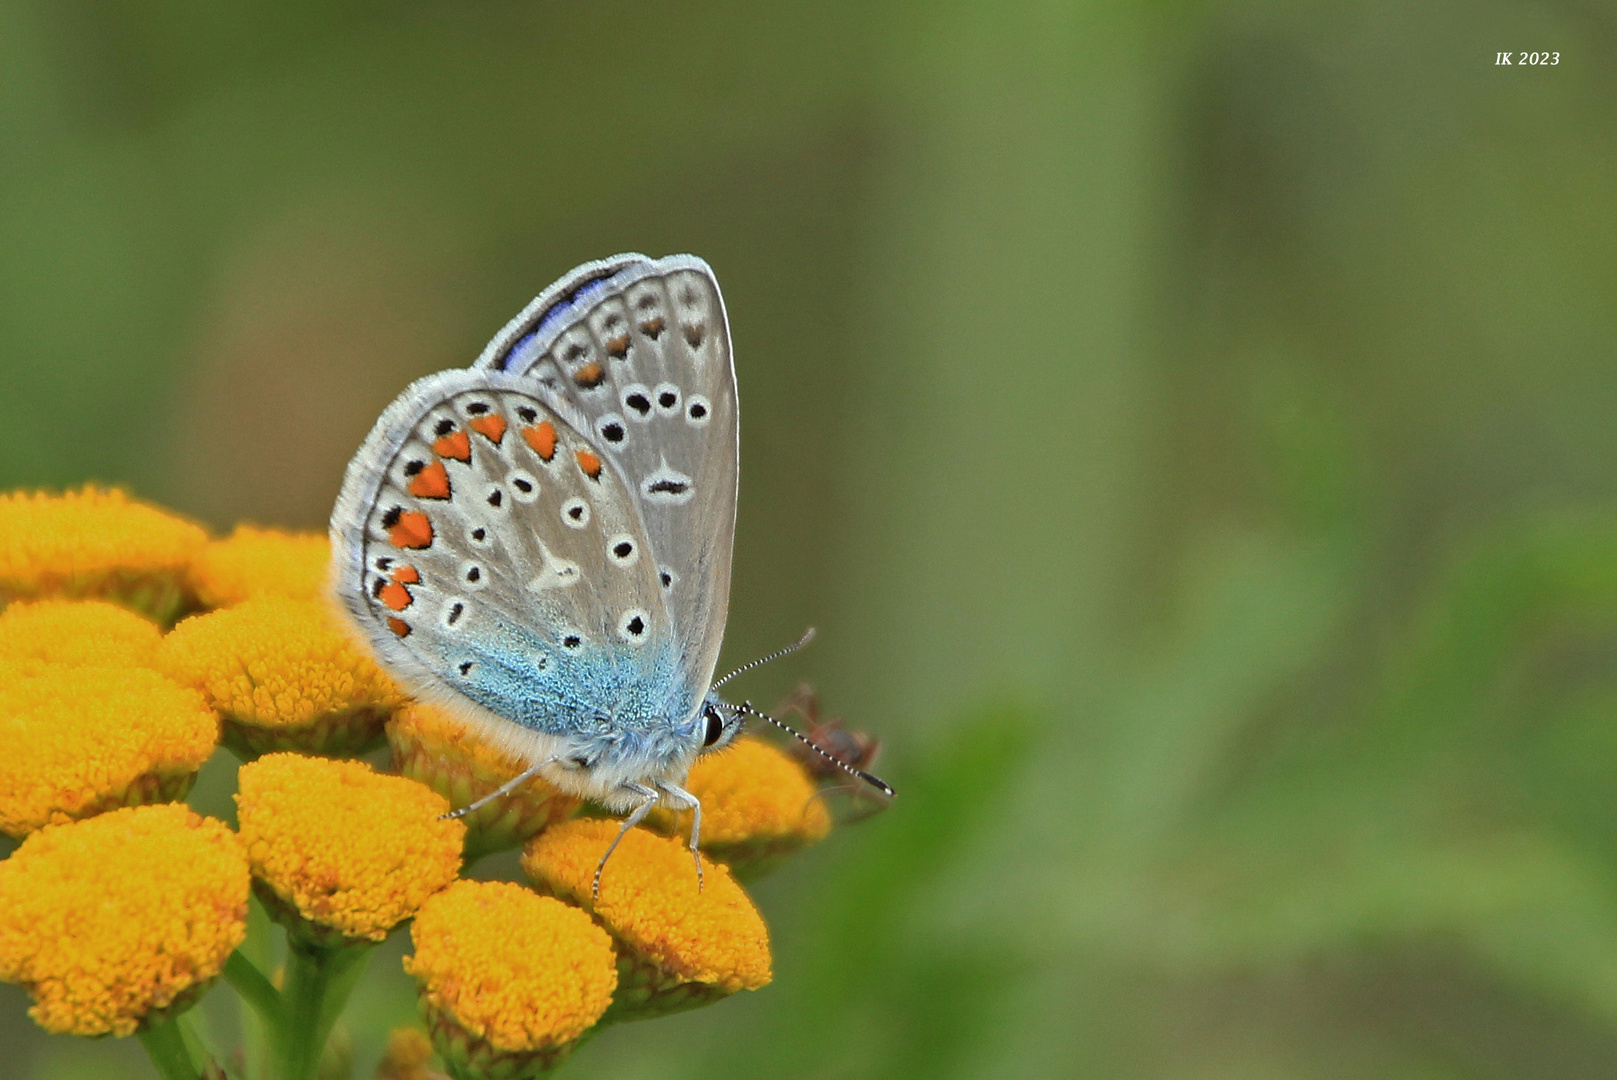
[331,367,684,741]
[474,255,739,694]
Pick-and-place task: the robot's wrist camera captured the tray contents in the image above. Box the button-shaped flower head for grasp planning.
[191,525,331,608]
[646,736,831,877]
[375,1026,449,1080]
[0,486,207,625]
[0,666,219,838]
[389,702,581,861]
[236,753,464,945]
[0,598,164,680]
[523,820,771,1021]
[0,803,248,1036]
[159,595,405,757]
[406,880,617,1076]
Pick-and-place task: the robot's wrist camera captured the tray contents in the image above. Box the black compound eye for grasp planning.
[702,705,726,747]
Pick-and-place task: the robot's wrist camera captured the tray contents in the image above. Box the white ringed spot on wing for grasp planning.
[685,394,712,427]
[508,469,540,503]
[561,497,590,529]
[620,383,654,422]
[641,463,694,505]
[617,609,650,645]
[606,534,639,568]
[595,412,628,449]
[458,560,489,591]
[653,382,682,416]
[440,599,468,630]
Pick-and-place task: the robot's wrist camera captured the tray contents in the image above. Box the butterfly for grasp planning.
[331,254,887,892]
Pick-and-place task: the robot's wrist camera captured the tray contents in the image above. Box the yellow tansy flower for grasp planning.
[192,525,331,608]
[0,486,206,625]
[376,1026,449,1080]
[0,666,219,838]
[236,753,464,944]
[646,736,831,877]
[406,880,617,1075]
[0,598,163,679]
[390,702,580,861]
[0,803,248,1037]
[158,595,405,757]
[523,820,770,1021]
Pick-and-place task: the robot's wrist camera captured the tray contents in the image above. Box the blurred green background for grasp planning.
[4,1,1616,1077]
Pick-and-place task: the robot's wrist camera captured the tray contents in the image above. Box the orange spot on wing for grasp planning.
[522,421,557,461]
[390,565,420,585]
[469,414,507,445]
[389,511,434,549]
[387,616,411,637]
[572,361,605,389]
[433,429,471,462]
[407,459,451,499]
[605,334,631,358]
[575,449,603,480]
[639,317,664,338]
[378,581,413,611]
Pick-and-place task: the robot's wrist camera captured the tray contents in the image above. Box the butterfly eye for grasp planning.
[702,704,726,747]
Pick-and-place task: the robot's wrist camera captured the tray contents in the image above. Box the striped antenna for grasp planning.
[710,627,817,691]
[735,699,895,798]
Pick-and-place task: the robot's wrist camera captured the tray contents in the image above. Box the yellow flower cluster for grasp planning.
[160,595,404,756]
[0,804,248,1036]
[0,598,163,677]
[407,880,617,1065]
[389,702,581,859]
[0,486,207,624]
[0,665,217,837]
[192,525,330,607]
[647,736,831,875]
[376,1027,446,1080]
[525,819,772,1018]
[236,753,464,943]
[0,485,862,1075]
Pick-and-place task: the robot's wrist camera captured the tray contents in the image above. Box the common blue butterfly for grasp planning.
[331,254,885,892]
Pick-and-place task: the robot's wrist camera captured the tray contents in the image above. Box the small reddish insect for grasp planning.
[778,684,890,822]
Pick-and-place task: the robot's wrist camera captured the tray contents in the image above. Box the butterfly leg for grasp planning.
[441,757,560,821]
[593,782,660,901]
[657,780,704,892]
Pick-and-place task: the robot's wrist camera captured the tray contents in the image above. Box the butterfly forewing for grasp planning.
[332,367,676,738]
[474,256,738,694]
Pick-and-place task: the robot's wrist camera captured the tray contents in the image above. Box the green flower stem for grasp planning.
[138,1013,203,1080]
[270,939,375,1080]
[317,942,374,1037]
[224,949,281,1024]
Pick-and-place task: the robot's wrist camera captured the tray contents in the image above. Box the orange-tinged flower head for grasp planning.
[0,598,163,679]
[158,595,405,758]
[375,1026,448,1080]
[0,486,206,625]
[646,737,831,877]
[390,702,580,861]
[406,880,617,1074]
[0,666,219,838]
[192,525,331,608]
[523,820,770,1021]
[236,753,464,944]
[0,803,248,1036]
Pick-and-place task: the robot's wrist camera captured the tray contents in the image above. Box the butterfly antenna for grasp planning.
[736,699,895,798]
[710,627,818,692]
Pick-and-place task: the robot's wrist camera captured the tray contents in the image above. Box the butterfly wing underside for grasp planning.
[330,367,680,747]
[475,254,738,698]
